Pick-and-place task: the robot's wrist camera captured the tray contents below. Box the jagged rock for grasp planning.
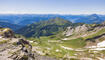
[75,24,88,33]
[0,28,57,60]
[10,38,34,60]
[64,24,89,36]
[64,27,74,36]
[0,28,15,38]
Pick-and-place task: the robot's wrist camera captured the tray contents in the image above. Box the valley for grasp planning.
[27,23,105,60]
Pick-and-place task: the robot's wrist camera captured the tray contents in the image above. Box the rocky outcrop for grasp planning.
[64,24,89,36]
[0,28,15,38]
[64,27,74,36]
[0,28,57,60]
[9,38,34,60]
[0,37,57,60]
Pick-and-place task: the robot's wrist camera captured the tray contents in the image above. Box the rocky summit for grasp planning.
[0,28,57,60]
[0,28,14,38]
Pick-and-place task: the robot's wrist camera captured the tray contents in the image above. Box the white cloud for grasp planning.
[0,10,105,15]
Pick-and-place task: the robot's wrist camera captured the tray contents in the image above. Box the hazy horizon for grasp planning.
[0,0,105,14]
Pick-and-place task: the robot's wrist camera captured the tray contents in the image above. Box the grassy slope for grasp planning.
[28,37,77,58]
[84,28,105,40]
[26,25,105,59]
[61,37,86,48]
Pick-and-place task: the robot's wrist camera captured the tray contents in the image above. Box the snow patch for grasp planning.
[97,41,105,47]
[87,40,105,51]
[62,38,68,40]
[61,46,74,50]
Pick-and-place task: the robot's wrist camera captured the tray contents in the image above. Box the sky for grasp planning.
[0,0,105,14]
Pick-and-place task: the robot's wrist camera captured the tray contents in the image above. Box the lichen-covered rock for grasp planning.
[0,28,15,38]
[10,38,34,60]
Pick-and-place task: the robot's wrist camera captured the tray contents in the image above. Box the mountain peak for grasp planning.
[17,18,73,37]
[49,17,72,25]
[90,14,99,17]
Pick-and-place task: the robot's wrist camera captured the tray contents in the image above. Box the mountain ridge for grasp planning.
[16,17,75,37]
[0,14,105,26]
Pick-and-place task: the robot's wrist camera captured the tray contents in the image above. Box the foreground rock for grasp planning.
[0,28,15,38]
[0,38,57,60]
[0,28,57,60]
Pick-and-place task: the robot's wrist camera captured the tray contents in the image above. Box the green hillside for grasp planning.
[16,17,83,38]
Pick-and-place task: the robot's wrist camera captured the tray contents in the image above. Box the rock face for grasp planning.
[0,37,57,60]
[64,24,89,36]
[0,28,15,38]
[9,38,34,60]
[0,28,57,60]
[64,27,74,36]
[75,25,88,33]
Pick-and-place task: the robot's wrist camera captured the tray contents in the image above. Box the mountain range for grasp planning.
[0,14,105,32]
[0,14,105,25]
[0,22,22,31]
